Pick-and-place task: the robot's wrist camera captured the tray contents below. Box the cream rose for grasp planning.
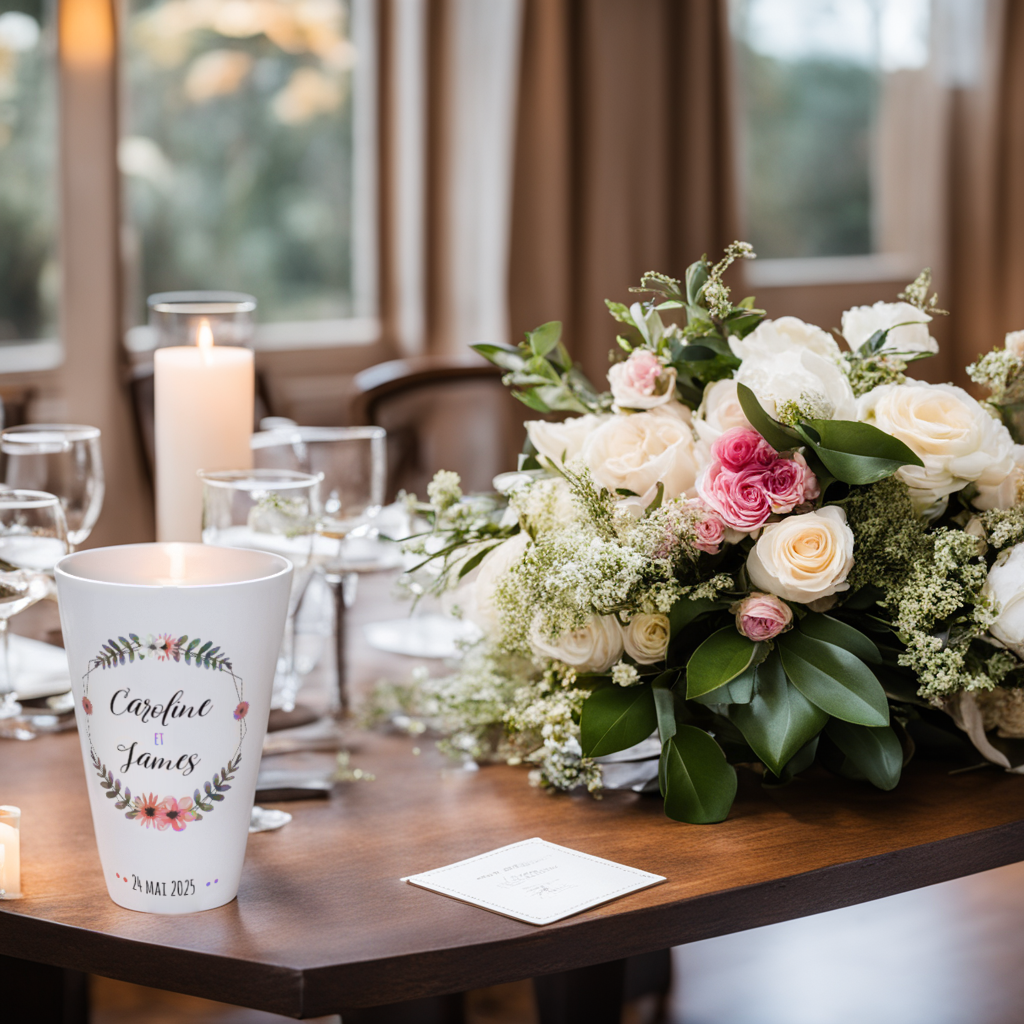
[746,506,855,604]
[525,414,608,465]
[529,613,625,673]
[841,301,937,355]
[729,316,843,363]
[857,381,1017,513]
[694,378,753,445]
[974,445,1024,511]
[582,403,701,506]
[735,347,857,422]
[465,531,531,632]
[608,349,677,410]
[623,613,670,664]
[984,544,1024,655]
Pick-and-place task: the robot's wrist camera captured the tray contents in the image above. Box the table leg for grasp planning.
[340,991,464,1023]
[328,574,349,718]
[0,954,89,1023]
[532,958,626,1024]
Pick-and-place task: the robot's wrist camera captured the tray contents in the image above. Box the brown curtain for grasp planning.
[948,0,1024,382]
[508,0,736,386]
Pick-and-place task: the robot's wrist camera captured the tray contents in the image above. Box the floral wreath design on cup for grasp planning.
[81,633,248,833]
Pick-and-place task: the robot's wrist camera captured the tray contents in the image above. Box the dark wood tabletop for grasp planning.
[2,575,1024,1018]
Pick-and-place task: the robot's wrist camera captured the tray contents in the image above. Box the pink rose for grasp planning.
[608,350,677,409]
[690,505,726,555]
[731,592,793,642]
[697,462,772,531]
[711,427,777,472]
[764,452,819,513]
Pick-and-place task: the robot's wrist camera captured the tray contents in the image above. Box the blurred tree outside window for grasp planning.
[121,0,375,334]
[731,0,933,262]
[0,0,59,345]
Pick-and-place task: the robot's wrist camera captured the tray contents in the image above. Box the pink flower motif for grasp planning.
[620,350,662,394]
[697,462,773,531]
[159,796,196,832]
[154,633,177,661]
[134,792,170,829]
[81,696,93,715]
[607,350,677,409]
[764,452,820,513]
[233,701,249,721]
[711,427,777,472]
[731,592,793,642]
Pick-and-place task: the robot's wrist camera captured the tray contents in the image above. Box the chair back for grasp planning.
[351,356,524,501]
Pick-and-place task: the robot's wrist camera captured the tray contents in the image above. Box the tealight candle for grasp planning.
[0,805,22,899]
[154,319,254,543]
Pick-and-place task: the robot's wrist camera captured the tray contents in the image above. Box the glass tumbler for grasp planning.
[199,469,321,711]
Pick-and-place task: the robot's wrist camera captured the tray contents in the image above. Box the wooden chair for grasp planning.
[351,355,525,501]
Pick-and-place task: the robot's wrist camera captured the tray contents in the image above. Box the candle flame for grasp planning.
[196,318,214,366]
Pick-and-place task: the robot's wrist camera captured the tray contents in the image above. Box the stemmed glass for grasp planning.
[1,425,105,550]
[0,491,69,728]
[199,469,321,712]
[251,427,387,717]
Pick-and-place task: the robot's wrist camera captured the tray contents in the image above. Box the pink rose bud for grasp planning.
[764,452,819,513]
[731,592,793,642]
[622,349,663,395]
[711,427,777,472]
[693,507,727,554]
[696,462,773,531]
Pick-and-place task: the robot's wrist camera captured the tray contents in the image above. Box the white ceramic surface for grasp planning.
[55,543,292,914]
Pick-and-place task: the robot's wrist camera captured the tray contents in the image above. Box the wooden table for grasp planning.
[2,575,1024,1019]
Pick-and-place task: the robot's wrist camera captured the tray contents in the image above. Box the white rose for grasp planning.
[530,613,625,673]
[984,544,1024,654]
[525,414,608,465]
[746,506,855,604]
[857,381,1017,513]
[842,301,937,355]
[608,349,677,410]
[1006,330,1024,360]
[694,378,753,444]
[729,316,842,363]
[582,403,701,506]
[464,531,531,632]
[974,445,1024,511]
[735,348,857,422]
[623,613,671,664]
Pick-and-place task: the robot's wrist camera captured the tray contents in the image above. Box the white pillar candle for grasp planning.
[155,321,254,543]
[0,805,21,898]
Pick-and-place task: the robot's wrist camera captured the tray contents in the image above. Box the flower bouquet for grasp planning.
[397,243,1024,824]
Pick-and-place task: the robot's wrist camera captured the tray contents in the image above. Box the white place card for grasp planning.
[403,837,665,926]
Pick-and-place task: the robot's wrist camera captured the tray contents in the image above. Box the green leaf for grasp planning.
[797,419,923,485]
[686,628,761,699]
[825,720,903,791]
[457,543,502,580]
[690,664,756,706]
[527,321,562,358]
[659,726,738,824]
[736,384,801,452]
[668,597,723,638]
[778,631,889,727]
[799,614,881,664]
[652,671,679,743]
[511,389,552,413]
[580,684,658,758]
[605,300,634,325]
[730,651,828,776]
[684,260,709,306]
[471,343,524,372]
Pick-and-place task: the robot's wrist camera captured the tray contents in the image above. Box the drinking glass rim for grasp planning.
[198,468,323,492]
[1,424,101,452]
[0,489,65,510]
[148,290,256,315]
[250,425,386,449]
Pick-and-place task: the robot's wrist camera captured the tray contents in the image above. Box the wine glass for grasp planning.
[1,425,105,550]
[0,490,69,725]
[199,469,321,712]
[251,427,387,716]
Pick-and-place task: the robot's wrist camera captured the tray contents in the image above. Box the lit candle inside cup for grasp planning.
[154,320,254,544]
[0,805,22,899]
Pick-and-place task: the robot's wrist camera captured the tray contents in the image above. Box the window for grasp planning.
[121,0,378,350]
[0,0,60,365]
[730,0,943,286]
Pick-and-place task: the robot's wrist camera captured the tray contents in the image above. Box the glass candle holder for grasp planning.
[0,805,21,899]
[147,291,256,349]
